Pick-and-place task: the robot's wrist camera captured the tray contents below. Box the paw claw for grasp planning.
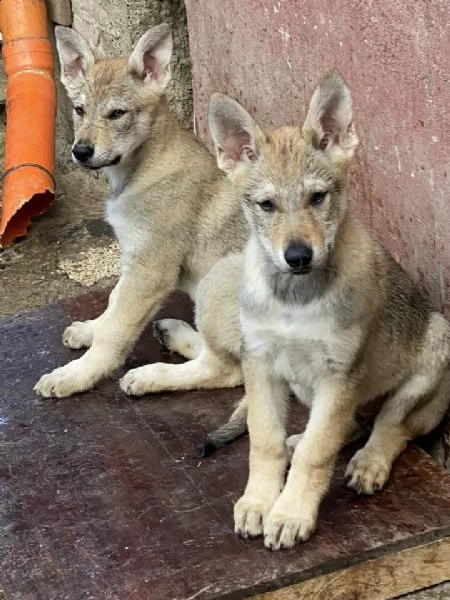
[34,360,95,398]
[263,513,315,550]
[345,448,390,495]
[152,321,165,346]
[234,495,275,540]
[152,318,201,360]
[119,370,145,396]
[62,321,94,350]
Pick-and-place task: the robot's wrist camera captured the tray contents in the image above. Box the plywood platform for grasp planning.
[0,291,449,600]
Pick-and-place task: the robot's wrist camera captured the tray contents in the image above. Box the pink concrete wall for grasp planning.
[184,0,450,315]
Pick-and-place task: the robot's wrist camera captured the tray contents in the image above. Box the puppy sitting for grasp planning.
[206,71,450,550]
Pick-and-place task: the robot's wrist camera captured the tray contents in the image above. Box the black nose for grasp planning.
[284,243,313,270]
[72,143,94,162]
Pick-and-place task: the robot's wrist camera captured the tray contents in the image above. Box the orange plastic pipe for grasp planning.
[0,0,56,247]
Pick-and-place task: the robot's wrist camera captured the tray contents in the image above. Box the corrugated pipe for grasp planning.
[0,0,56,248]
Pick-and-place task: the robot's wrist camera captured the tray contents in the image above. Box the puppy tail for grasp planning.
[198,396,248,457]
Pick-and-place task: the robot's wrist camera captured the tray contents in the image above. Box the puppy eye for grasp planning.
[258,199,276,212]
[309,191,327,206]
[74,106,84,117]
[108,109,127,120]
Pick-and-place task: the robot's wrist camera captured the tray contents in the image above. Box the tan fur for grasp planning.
[231,71,450,550]
[149,72,450,549]
[34,25,247,398]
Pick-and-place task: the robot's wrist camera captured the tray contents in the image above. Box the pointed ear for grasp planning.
[55,26,95,90]
[302,70,358,161]
[208,94,266,174]
[127,24,172,89]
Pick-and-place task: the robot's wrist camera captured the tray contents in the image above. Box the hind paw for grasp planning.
[345,448,391,494]
[63,320,96,349]
[153,319,202,359]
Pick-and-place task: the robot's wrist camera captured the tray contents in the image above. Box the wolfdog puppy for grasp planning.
[34,24,247,398]
[227,71,450,549]
[159,71,450,549]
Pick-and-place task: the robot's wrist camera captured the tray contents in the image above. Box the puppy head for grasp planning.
[55,24,173,170]
[208,71,358,275]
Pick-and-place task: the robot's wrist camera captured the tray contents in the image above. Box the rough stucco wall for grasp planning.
[71,0,193,129]
[185,0,450,314]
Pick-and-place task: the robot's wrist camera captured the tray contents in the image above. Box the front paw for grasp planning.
[63,321,95,349]
[234,494,277,539]
[264,504,316,550]
[34,361,94,398]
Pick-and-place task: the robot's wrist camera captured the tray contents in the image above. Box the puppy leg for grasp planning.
[286,417,366,463]
[35,268,178,398]
[153,319,203,360]
[346,371,450,494]
[234,357,289,540]
[264,378,357,550]
[120,345,242,395]
[62,286,120,350]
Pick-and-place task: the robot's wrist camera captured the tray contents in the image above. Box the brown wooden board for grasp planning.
[254,538,450,600]
[1,290,450,600]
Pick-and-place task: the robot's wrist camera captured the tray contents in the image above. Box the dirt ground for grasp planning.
[0,167,119,318]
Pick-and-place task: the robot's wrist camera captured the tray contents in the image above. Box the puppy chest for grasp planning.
[242,309,355,385]
[275,336,338,386]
